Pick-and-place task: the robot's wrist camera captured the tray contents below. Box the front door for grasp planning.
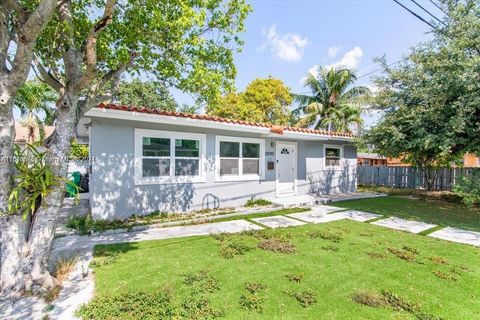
[276,142,296,197]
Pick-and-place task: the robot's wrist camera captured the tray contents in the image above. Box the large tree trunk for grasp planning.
[0,94,78,299]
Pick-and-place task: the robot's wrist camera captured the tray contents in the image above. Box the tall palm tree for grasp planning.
[14,81,57,143]
[293,67,368,132]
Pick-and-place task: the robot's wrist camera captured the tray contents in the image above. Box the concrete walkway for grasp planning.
[371,217,437,234]
[428,227,480,247]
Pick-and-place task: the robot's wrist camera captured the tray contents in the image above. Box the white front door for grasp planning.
[276,142,296,197]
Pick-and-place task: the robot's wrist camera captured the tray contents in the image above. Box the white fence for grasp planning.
[357,166,479,190]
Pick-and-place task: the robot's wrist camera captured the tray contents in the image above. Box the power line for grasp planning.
[392,0,439,31]
[409,0,446,26]
[427,0,449,16]
[357,59,403,80]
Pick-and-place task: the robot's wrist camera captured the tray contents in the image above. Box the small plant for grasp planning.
[285,290,317,307]
[308,230,342,242]
[352,290,387,308]
[53,254,79,282]
[43,285,62,303]
[245,198,272,207]
[239,294,266,312]
[388,247,416,262]
[219,241,252,259]
[429,256,449,265]
[210,232,230,242]
[257,239,296,254]
[285,273,303,283]
[245,282,266,294]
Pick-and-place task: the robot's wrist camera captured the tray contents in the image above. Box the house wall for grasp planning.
[89,118,357,219]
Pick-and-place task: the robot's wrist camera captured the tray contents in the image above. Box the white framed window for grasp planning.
[134,129,206,185]
[324,144,343,169]
[215,136,265,181]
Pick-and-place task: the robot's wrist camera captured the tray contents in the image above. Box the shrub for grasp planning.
[433,271,457,281]
[75,292,175,320]
[257,239,296,254]
[245,198,272,207]
[429,256,449,265]
[453,172,480,207]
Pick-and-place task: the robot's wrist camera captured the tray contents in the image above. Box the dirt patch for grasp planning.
[388,247,416,262]
[429,256,449,265]
[258,239,296,254]
[367,252,387,259]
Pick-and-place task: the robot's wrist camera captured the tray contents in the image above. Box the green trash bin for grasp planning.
[66,171,81,197]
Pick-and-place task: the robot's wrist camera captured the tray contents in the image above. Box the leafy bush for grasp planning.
[245,198,272,207]
[182,270,221,293]
[352,290,387,307]
[180,295,224,319]
[245,282,266,294]
[453,172,480,207]
[69,140,89,160]
[75,292,175,320]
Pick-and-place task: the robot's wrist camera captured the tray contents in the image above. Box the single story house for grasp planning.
[84,104,358,219]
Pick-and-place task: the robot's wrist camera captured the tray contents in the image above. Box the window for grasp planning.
[135,129,206,185]
[216,136,265,181]
[324,145,343,168]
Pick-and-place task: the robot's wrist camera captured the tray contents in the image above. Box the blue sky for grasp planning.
[176,0,443,125]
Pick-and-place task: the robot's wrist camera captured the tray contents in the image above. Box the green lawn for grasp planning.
[333,196,480,232]
[78,221,480,319]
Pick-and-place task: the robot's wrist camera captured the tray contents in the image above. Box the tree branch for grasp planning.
[32,55,64,93]
[76,0,117,90]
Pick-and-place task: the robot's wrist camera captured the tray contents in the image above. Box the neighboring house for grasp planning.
[83,104,358,219]
[358,152,480,168]
[13,123,54,150]
[357,153,387,166]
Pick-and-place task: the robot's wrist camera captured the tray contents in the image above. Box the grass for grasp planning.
[79,221,480,319]
[333,195,480,232]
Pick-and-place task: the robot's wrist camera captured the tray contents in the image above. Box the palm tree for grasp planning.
[14,81,57,143]
[293,67,368,132]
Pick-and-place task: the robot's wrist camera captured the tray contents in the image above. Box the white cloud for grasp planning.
[260,25,308,62]
[327,45,341,59]
[326,46,364,69]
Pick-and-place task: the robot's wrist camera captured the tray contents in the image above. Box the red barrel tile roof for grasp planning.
[96,103,354,138]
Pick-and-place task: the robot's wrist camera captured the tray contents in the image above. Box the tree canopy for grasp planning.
[207,77,293,125]
[293,67,368,132]
[112,79,178,111]
[363,0,480,189]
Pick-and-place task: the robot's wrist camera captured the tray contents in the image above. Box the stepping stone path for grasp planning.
[310,205,346,214]
[287,211,346,224]
[337,210,382,222]
[372,217,437,234]
[428,227,480,247]
[252,215,306,228]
